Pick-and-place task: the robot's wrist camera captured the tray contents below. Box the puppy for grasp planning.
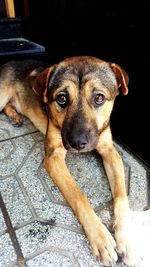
[0,56,134,266]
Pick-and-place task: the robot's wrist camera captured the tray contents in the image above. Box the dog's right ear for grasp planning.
[32,65,56,103]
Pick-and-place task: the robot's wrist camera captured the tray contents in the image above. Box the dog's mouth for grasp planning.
[63,141,94,153]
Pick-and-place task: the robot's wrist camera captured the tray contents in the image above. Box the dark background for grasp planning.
[0,0,149,165]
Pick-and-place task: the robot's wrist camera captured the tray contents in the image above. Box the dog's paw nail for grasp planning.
[116,249,125,259]
[12,120,23,127]
[95,255,100,262]
[14,122,23,127]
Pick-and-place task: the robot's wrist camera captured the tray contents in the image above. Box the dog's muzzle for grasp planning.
[61,116,99,152]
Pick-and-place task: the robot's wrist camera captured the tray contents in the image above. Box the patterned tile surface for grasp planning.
[0,114,149,267]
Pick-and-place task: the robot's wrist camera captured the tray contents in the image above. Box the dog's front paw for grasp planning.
[87,221,118,266]
[114,223,136,266]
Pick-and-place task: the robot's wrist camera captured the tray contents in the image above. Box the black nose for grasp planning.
[69,133,88,150]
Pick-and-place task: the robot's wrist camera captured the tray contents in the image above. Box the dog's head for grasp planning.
[33,56,128,152]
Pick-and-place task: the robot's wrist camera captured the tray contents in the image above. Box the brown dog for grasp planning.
[0,56,134,266]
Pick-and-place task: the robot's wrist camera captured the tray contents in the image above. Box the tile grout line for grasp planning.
[24,244,81,267]
[0,193,26,267]
[0,216,83,238]
[37,163,60,203]
[14,139,41,219]
[16,173,37,218]
[0,130,39,143]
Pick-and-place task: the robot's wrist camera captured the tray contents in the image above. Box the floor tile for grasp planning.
[0,114,149,266]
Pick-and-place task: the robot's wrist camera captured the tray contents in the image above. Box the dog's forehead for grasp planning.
[48,57,117,93]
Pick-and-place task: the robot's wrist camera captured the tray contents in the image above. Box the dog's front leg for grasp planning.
[96,126,135,266]
[44,122,117,266]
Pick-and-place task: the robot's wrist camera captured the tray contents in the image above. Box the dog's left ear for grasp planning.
[32,65,56,102]
[110,63,129,95]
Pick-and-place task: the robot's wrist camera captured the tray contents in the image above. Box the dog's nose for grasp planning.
[70,133,88,150]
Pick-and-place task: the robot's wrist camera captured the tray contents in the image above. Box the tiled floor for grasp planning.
[0,113,150,267]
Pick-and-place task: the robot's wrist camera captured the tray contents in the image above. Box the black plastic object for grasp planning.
[0,38,45,56]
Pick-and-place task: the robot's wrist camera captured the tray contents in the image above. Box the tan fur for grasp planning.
[3,103,22,125]
[0,57,135,266]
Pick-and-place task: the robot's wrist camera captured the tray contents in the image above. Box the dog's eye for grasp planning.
[94,93,105,106]
[56,92,68,108]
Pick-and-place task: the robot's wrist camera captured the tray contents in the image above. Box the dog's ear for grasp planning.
[110,63,129,95]
[32,65,56,103]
